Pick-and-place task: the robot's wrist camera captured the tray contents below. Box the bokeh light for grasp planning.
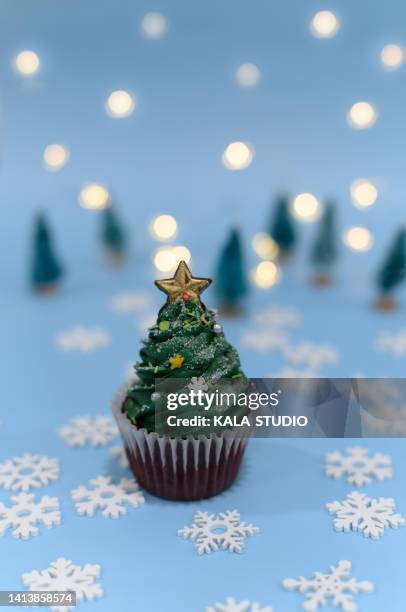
[343,226,374,252]
[251,261,280,288]
[291,193,321,222]
[235,63,261,88]
[172,245,192,265]
[222,142,254,170]
[252,233,279,260]
[350,179,378,208]
[310,11,340,39]
[380,44,404,70]
[153,247,177,272]
[105,90,135,118]
[140,12,168,39]
[347,102,377,129]
[14,50,40,76]
[150,215,178,241]
[43,144,70,172]
[79,184,110,210]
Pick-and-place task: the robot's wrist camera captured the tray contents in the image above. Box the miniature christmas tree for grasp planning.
[215,227,248,315]
[123,261,248,434]
[100,205,126,264]
[310,202,337,286]
[269,195,296,258]
[375,228,406,311]
[31,212,63,294]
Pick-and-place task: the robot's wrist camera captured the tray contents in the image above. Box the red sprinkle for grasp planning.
[183,293,191,303]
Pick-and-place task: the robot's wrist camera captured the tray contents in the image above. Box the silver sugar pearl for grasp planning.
[213,323,223,334]
[151,392,161,402]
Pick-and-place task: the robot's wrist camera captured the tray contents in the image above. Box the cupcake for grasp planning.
[112,261,251,501]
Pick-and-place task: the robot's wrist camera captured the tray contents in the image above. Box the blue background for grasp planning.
[1,0,406,610]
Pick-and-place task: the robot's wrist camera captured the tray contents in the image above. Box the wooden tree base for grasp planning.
[277,250,293,263]
[311,272,331,287]
[218,303,244,318]
[105,250,125,265]
[34,283,59,295]
[374,295,398,312]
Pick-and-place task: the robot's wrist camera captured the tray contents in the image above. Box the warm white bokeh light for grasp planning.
[172,245,192,265]
[343,226,374,252]
[43,144,70,171]
[105,90,135,118]
[150,215,178,241]
[222,142,254,170]
[350,179,378,209]
[252,233,279,260]
[310,11,340,39]
[347,102,377,129]
[79,184,110,210]
[140,12,168,39]
[251,261,280,288]
[291,193,321,222]
[380,44,404,70]
[153,247,177,272]
[235,63,261,88]
[14,50,40,76]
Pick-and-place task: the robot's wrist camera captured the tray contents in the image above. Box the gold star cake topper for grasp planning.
[155,260,211,303]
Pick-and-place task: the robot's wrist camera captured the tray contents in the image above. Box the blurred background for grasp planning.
[1,0,405,378]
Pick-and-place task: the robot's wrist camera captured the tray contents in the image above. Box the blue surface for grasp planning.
[1,0,406,610]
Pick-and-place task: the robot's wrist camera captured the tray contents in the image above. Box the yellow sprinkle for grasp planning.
[169,354,184,369]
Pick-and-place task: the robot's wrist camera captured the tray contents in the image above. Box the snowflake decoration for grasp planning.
[241,329,288,352]
[188,376,208,392]
[206,598,272,612]
[110,445,129,468]
[326,491,405,539]
[22,557,102,612]
[178,510,259,554]
[110,291,152,314]
[0,453,60,492]
[375,329,406,358]
[0,492,61,539]
[283,342,338,370]
[283,560,373,611]
[251,305,300,329]
[58,415,118,447]
[325,447,393,486]
[71,476,144,518]
[55,326,110,353]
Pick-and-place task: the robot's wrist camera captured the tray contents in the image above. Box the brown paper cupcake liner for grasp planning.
[112,386,250,501]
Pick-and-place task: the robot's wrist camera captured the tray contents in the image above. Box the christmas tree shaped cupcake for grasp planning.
[374,227,406,311]
[113,261,250,501]
[31,212,64,294]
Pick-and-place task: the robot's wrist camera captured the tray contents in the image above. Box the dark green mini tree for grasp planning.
[375,228,406,311]
[215,227,248,314]
[101,205,126,264]
[310,202,337,286]
[31,213,63,294]
[269,195,296,258]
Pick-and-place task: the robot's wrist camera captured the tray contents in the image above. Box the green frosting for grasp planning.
[122,297,249,436]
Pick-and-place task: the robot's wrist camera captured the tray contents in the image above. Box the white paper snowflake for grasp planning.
[188,376,208,392]
[283,342,338,370]
[0,492,61,539]
[22,557,102,612]
[71,476,144,518]
[110,445,129,468]
[178,510,259,554]
[283,560,373,611]
[206,598,272,612]
[375,329,406,357]
[110,291,152,314]
[251,305,300,329]
[326,491,405,539]
[0,453,60,492]
[325,447,393,486]
[55,326,110,353]
[58,415,118,447]
[241,329,288,352]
